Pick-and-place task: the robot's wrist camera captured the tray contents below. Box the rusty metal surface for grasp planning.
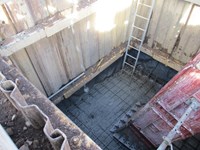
[131,53,200,146]
[0,57,101,150]
[0,77,71,150]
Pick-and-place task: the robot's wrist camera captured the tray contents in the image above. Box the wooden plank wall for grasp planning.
[146,0,200,64]
[0,0,133,96]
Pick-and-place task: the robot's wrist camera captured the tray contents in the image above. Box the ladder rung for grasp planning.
[127,54,137,60]
[136,14,149,20]
[139,2,152,8]
[124,62,135,68]
[122,69,133,75]
[131,36,142,41]
[133,26,145,31]
[128,45,140,51]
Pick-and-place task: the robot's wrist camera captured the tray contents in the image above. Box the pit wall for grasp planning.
[74,52,177,97]
[0,56,101,150]
[144,0,200,64]
[0,0,133,96]
[0,0,199,97]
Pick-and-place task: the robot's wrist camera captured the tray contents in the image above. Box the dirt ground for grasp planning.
[0,91,53,150]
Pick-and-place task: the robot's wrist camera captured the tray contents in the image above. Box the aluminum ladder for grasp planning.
[122,0,155,74]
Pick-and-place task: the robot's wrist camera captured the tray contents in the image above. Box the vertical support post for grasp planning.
[0,125,18,150]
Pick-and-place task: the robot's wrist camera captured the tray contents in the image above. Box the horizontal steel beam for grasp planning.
[0,1,100,56]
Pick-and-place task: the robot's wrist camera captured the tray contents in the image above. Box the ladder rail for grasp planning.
[134,0,155,72]
[122,0,155,74]
[122,0,140,69]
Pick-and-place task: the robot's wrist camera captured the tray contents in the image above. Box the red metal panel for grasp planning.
[133,109,160,130]
[131,53,200,146]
